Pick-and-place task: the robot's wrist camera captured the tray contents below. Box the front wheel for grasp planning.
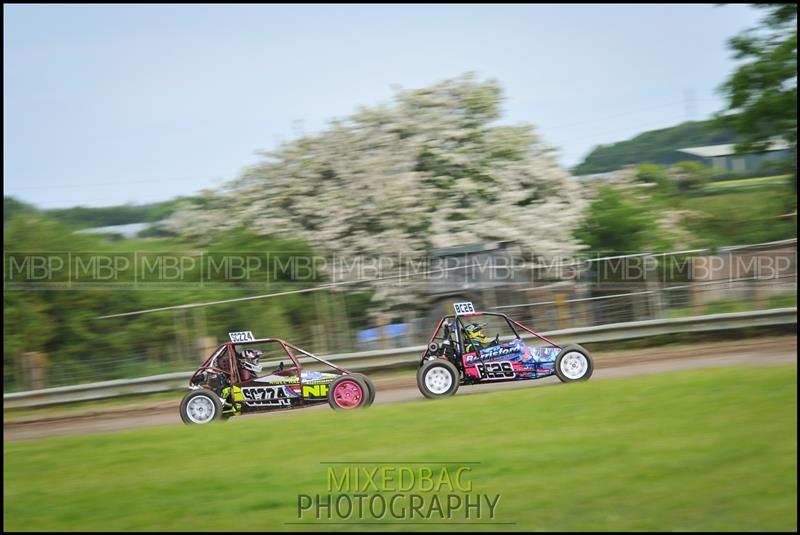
[417,359,460,399]
[554,344,594,383]
[180,389,223,425]
[350,373,376,406]
[328,375,371,410]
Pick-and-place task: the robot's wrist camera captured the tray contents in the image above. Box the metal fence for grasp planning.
[5,307,796,409]
[5,239,796,392]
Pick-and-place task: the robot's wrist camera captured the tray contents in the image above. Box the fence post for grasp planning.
[196,336,217,364]
[21,351,48,390]
[554,293,567,329]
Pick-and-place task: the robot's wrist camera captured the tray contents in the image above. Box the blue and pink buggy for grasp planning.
[416,302,594,398]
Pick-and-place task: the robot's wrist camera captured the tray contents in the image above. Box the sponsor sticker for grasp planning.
[302,384,330,398]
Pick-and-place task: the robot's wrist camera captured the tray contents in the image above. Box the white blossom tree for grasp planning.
[164,74,587,308]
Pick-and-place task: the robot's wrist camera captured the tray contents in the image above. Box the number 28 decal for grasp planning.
[475,361,515,380]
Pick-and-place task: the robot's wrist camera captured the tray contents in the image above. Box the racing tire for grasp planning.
[554,344,594,383]
[328,375,371,410]
[180,389,223,425]
[350,373,376,406]
[417,359,460,399]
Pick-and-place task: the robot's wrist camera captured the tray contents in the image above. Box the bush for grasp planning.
[573,186,663,254]
[672,161,718,192]
[635,163,674,193]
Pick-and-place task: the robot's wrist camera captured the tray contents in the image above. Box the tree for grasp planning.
[718,4,797,167]
[3,197,37,222]
[671,161,718,192]
[164,74,588,309]
[634,163,674,193]
[2,212,330,390]
[573,186,661,254]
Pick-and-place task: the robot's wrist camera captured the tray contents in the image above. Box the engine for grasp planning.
[191,369,230,395]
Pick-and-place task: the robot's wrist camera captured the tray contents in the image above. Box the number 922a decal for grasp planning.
[475,361,515,380]
[241,386,291,406]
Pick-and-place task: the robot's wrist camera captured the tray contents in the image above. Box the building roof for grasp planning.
[677,140,789,158]
[75,222,152,238]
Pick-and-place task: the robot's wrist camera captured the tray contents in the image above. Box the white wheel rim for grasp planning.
[425,366,453,394]
[187,395,216,423]
[560,352,588,380]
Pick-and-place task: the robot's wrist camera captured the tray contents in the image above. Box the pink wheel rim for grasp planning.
[333,380,363,409]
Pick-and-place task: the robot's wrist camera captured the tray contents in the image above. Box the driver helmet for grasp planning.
[239,349,264,374]
[464,323,489,346]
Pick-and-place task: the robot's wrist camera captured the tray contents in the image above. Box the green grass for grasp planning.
[664,294,797,319]
[654,185,797,247]
[4,366,797,532]
[665,299,750,318]
[703,174,792,190]
[767,293,798,309]
[631,180,795,250]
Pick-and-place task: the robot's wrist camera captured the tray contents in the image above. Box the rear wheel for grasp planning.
[180,389,223,425]
[554,344,594,382]
[417,359,460,399]
[328,375,370,410]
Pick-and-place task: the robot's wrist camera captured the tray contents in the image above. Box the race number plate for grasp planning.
[241,386,291,407]
[453,302,475,315]
[228,331,255,343]
[475,361,515,380]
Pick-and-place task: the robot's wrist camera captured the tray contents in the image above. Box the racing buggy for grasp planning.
[417,302,593,398]
[180,331,375,424]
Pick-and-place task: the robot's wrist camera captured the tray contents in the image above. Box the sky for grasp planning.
[4,4,763,209]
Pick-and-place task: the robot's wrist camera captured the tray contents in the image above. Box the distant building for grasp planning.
[676,140,791,174]
[75,222,152,238]
[573,171,619,183]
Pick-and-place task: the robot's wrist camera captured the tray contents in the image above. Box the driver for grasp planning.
[464,323,498,353]
[237,348,263,382]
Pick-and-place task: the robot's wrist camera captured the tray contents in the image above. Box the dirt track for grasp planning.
[4,336,796,442]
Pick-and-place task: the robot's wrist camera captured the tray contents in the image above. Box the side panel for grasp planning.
[239,373,302,410]
[239,384,297,408]
[299,370,339,400]
[238,370,340,410]
[462,339,560,381]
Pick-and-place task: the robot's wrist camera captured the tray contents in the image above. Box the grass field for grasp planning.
[663,185,796,246]
[703,174,792,191]
[4,365,797,532]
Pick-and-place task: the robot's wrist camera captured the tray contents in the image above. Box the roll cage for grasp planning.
[189,338,351,388]
[421,311,561,360]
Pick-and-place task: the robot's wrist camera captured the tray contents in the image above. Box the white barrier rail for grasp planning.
[4,307,796,409]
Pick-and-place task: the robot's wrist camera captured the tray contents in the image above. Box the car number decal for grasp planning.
[241,386,291,406]
[228,331,255,342]
[453,301,475,315]
[475,361,515,380]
